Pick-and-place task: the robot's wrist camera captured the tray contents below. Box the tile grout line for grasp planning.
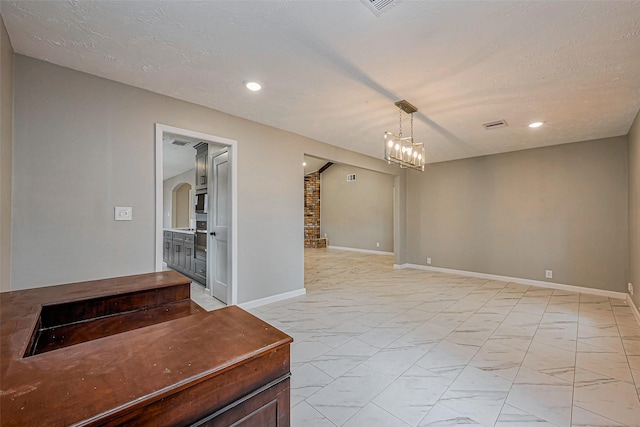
[611,297,640,402]
[411,277,498,425]
[295,276,431,425]
[571,294,587,427]
[415,277,526,426]
[277,250,640,426]
[324,272,467,426]
[490,285,554,427]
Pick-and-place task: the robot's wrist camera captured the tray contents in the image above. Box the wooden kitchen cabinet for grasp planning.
[183,239,194,276]
[166,231,198,283]
[172,233,185,271]
[194,142,208,192]
[163,238,171,263]
[163,230,172,264]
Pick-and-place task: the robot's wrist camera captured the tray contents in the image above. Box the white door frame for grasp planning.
[155,123,238,305]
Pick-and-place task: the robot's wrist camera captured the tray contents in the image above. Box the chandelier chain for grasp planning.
[411,112,414,141]
[399,107,402,137]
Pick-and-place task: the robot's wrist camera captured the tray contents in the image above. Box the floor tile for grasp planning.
[573,368,640,426]
[250,249,640,427]
[363,346,427,377]
[506,382,573,427]
[291,401,337,427]
[415,340,480,371]
[575,351,633,383]
[291,363,335,406]
[372,366,452,426]
[418,402,484,426]
[342,403,409,427]
[470,340,527,381]
[495,404,559,426]
[291,340,333,364]
[570,406,624,427]
[306,364,396,426]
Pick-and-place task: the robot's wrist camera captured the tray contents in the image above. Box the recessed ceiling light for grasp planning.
[303,162,307,166]
[529,121,544,128]
[244,81,262,92]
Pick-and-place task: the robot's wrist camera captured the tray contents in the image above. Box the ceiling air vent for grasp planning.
[482,119,509,130]
[171,140,189,146]
[360,0,397,16]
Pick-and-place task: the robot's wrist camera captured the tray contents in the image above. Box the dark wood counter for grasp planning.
[0,271,292,426]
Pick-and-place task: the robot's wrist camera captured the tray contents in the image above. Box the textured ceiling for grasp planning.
[304,155,330,175]
[162,133,200,180]
[2,1,640,164]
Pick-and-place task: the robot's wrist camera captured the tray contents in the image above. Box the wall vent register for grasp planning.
[360,0,397,16]
[482,119,509,130]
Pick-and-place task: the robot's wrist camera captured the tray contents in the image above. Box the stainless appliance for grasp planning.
[195,220,207,261]
[195,193,207,214]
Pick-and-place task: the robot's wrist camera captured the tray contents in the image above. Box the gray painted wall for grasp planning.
[629,109,640,310]
[320,164,394,252]
[11,55,401,303]
[406,137,629,293]
[10,53,633,303]
[163,169,195,229]
[0,16,13,292]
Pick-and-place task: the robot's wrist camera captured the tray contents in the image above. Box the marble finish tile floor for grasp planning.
[190,282,226,311]
[248,248,640,427]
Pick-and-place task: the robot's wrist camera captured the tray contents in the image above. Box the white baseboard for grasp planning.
[239,288,307,310]
[628,295,640,327]
[395,263,628,300]
[328,246,393,256]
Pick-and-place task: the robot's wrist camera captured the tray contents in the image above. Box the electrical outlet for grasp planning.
[427,257,432,265]
[115,206,132,221]
[545,270,553,279]
[629,283,634,295]
[376,242,380,247]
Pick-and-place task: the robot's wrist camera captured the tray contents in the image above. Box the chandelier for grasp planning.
[384,100,425,171]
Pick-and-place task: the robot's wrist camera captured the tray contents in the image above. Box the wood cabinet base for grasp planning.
[0,271,292,427]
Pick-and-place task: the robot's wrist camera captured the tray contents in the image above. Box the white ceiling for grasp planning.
[162,133,200,180]
[2,1,640,164]
[304,155,330,175]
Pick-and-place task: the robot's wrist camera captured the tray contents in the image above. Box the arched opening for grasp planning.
[172,182,192,229]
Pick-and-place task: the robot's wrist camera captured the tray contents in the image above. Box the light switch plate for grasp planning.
[115,206,132,221]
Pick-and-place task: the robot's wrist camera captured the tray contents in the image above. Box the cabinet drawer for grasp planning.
[172,232,185,242]
[163,231,172,239]
[183,234,195,244]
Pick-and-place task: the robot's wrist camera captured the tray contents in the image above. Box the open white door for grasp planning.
[208,150,230,303]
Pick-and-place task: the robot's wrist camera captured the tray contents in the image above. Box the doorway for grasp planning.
[303,154,396,289]
[155,123,238,305]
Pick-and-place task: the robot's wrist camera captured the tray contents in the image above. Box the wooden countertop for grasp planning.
[0,271,292,426]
